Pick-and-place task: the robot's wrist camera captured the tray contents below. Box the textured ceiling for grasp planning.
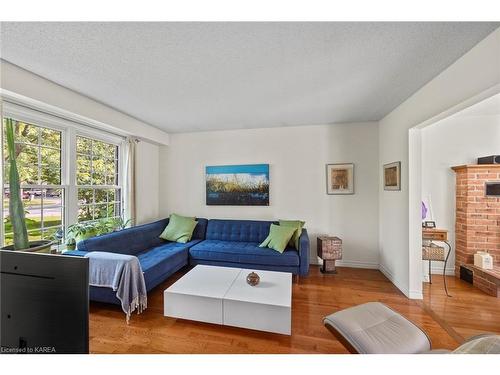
[1,22,498,133]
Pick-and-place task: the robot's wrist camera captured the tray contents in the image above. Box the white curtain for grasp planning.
[124,137,137,226]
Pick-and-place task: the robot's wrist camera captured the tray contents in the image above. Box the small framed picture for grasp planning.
[326,163,354,195]
[383,161,401,191]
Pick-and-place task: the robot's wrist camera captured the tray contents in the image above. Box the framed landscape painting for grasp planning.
[383,161,401,191]
[206,164,269,206]
[326,163,354,195]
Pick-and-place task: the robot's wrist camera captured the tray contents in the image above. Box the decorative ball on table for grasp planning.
[246,272,260,286]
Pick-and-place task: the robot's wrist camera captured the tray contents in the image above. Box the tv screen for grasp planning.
[1,251,89,354]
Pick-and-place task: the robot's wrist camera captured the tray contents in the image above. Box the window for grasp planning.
[2,119,64,245]
[76,136,121,222]
[1,102,125,247]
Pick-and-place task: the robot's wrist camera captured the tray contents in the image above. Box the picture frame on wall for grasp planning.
[205,164,270,206]
[383,161,401,191]
[326,163,354,195]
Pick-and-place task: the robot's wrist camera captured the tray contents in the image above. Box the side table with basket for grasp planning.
[422,228,452,297]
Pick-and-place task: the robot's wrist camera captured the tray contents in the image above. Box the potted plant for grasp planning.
[1,119,52,253]
[66,222,101,244]
[104,217,131,232]
[65,217,131,249]
[65,237,77,251]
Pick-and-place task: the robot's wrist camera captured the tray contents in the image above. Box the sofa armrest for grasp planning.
[62,250,88,257]
[298,228,310,276]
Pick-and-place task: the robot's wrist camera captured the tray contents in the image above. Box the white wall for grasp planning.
[0,60,165,225]
[421,110,500,278]
[379,27,500,298]
[159,122,379,267]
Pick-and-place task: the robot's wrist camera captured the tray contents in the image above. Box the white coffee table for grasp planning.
[164,265,292,335]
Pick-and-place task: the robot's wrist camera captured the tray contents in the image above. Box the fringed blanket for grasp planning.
[84,252,147,323]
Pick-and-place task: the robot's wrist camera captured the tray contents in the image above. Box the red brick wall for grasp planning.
[452,165,500,277]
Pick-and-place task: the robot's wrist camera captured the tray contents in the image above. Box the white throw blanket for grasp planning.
[84,251,147,323]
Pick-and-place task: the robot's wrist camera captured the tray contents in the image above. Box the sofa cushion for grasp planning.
[189,240,299,266]
[136,240,199,287]
[205,219,275,243]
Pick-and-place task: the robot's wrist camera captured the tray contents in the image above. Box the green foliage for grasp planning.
[206,174,269,194]
[3,120,61,186]
[66,217,131,244]
[5,118,29,250]
[76,136,117,186]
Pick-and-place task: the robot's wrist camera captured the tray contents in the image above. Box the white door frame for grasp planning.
[407,84,500,298]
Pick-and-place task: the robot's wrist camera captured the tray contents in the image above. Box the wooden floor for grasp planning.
[89,265,500,353]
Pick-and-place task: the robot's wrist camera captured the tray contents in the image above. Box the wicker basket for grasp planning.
[422,244,445,261]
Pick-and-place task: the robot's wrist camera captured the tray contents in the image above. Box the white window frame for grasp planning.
[75,131,123,223]
[1,100,126,244]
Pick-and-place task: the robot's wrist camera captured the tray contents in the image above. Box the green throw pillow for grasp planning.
[159,213,197,243]
[279,220,305,250]
[259,224,297,253]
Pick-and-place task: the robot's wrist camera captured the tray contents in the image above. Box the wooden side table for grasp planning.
[317,236,342,274]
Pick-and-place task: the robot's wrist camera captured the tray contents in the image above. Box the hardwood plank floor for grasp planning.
[421,274,500,341]
[89,265,499,353]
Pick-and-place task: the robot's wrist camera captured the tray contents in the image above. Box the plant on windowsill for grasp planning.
[65,217,131,249]
[65,237,77,251]
[1,118,52,253]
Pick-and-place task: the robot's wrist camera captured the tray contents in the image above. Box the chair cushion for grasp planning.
[452,335,500,354]
[189,240,299,266]
[323,302,431,354]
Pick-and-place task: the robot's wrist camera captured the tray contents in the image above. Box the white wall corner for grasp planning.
[378,263,411,298]
[408,128,423,298]
[408,290,423,299]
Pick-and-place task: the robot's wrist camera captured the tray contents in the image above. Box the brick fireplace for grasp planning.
[452,164,500,297]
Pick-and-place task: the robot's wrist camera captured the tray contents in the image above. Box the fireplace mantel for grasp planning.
[451,164,499,171]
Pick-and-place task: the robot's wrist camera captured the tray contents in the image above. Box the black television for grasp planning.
[1,250,89,354]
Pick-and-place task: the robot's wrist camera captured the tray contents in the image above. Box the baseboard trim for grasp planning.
[310,259,425,299]
[408,290,423,299]
[422,267,455,282]
[335,260,379,269]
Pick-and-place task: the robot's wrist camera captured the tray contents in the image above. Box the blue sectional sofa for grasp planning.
[66,217,309,305]
[189,219,309,276]
[67,217,208,304]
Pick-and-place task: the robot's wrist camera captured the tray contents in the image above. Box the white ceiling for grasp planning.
[1,22,498,133]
